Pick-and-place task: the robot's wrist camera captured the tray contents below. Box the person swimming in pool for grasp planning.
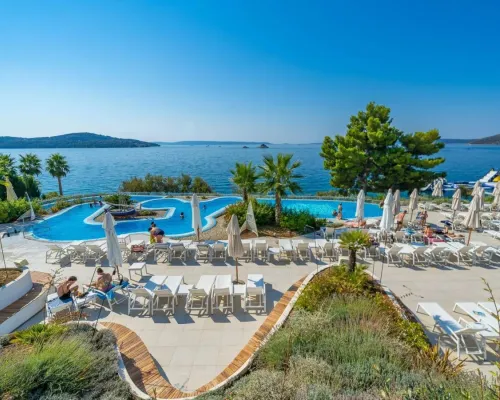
[180,212,185,220]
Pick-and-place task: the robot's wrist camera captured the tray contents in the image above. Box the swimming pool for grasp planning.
[30,196,382,241]
[31,196,241,241]
[258,198,382,219]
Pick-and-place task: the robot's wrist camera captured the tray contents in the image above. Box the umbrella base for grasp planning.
[232,279,244,285]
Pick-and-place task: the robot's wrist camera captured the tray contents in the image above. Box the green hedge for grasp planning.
[225,199,325,233]
[0,199,44,224]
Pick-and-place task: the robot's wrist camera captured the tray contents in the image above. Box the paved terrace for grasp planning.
[2,233,320,392]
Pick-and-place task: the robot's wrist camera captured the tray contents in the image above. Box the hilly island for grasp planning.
[0,132,159,148]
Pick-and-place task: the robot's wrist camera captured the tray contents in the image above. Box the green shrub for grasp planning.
[50,199,71,213]
[280,209,324,232]
[136,209,156,217]
[229,369,295,400]
[295,265,371,311]
[10,323,68,346]
[0,198,44,223]
[103,193,133,205]
[0,325,132,399]
[42,191,60,200]
[226,199,323,232]
[119,173,213,193]
[225,199,275,226]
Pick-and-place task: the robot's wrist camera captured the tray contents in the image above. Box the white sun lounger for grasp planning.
[245,274,266,312]
[453,302,499,338]
[478,302,499,316]
[416,302,487,359]
[212,274,234,313]
[128,275,165,315]
[253,240,268,261]
[45,244,71,264]
[279,239,294,261]
[152,275,183,314]
[186,275,216,314]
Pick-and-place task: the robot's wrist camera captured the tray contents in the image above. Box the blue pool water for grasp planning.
[30,196,382,241]
[258,199,382,219]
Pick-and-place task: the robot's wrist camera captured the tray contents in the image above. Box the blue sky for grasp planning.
[1,0,499,143]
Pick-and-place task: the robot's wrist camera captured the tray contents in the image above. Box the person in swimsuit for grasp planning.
[180,212,185,220]
[337,203,343,220]
[57,276,78,300]
[91,268,113,292]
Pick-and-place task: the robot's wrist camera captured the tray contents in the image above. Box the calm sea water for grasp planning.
[3,143,500,195]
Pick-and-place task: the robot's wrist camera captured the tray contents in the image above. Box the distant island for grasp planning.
[469,134,500,145]
[258,144,269,148]
[157,140,272,146]
[440,138,472,144]
[0,132,159,148]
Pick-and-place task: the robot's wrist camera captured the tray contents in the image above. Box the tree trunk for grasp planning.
[243,188,248,203]
[57,177,63,196]
[275,193,282,225]
[348,249,356,273]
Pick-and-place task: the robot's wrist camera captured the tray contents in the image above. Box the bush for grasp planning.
[0,198,44,223]
[10,323,68,346]
[119,173,213,193]
[280,209,325,232]
[226,199,323,232]
[136,209,156,217]
[50,199,71,213]
[42,191,60,200]
[103,193,133,205]
[225,199,275,226]
[0,325,132,399]
[295,265,371,311]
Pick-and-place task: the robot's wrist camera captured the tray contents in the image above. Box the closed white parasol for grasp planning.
[451,188,461,220]
[431,180,443,197]
[392,189,401,215]
[355,189,365,222]
[191,194,202,241]
[227,214,244,283]
[103,211,123,277]
[408,189,418,222]
[463,194,481,245]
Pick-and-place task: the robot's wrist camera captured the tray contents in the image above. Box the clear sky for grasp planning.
[1,0,499,143]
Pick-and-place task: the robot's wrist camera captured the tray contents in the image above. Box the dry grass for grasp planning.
[0,269,22,286]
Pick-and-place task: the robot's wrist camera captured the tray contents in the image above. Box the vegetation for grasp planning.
[0,323,133,399]
[230,161,258,202]
[0,198,44,223]
[119,173,213,193]
[19,153,42,176]
[201,266,492,399]
[41,191,60,200]
[0,154,42,199]
[225,199,324,233]
[0,268,22,287]
[46,153,70,196]
[339,230,372,272]
[103,193,133,205]
[321,102,445,193]
[0,132,159,148]
[258,154,303,224]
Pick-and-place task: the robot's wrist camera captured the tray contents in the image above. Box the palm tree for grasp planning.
[46,153,70,196]
[339,230,371,273]
[258,153,303,224]
[19,153,42,176]
[0,154,16,177]
[230,162,257,202]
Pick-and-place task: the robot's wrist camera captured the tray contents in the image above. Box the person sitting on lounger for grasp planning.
[57,276,78,300]
[91,268,113,292]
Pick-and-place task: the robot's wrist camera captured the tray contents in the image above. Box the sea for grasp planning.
[3,143,500,196]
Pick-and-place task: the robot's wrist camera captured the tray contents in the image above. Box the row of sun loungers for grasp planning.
[127,273,266,315]
[416,302,499,359]
[45,241,108,264]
